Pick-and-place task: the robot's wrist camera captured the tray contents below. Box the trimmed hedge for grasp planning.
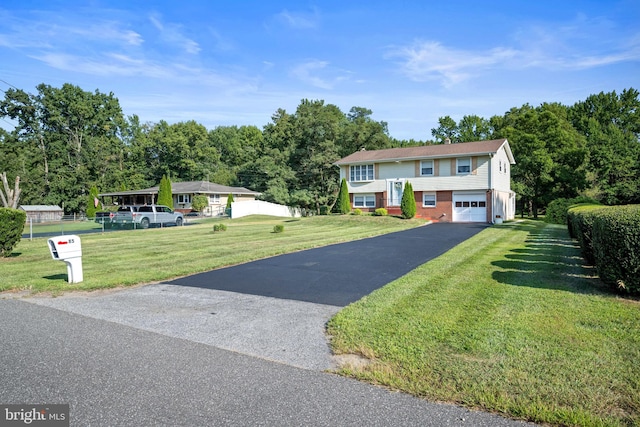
[545,196,599,225]
[0,208,26,257]
[568,204,640,294]
[567,204,607,264]
[592,205,640,294]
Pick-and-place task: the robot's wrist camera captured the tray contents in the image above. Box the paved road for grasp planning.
[3,223,536,425]
[0,299,533,426]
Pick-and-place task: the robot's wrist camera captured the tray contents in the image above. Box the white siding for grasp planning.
[347,181,386,193]
[493,147,512,192]
[411,156,490,191]
[439,159,451,176]
[377,162,414,179]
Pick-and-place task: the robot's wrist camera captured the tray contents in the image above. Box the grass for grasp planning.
[327,220,640,427]
[1,214,425,293]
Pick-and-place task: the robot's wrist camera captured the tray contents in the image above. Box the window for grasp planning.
[210,194,220,204]
[353,194,375,208]
[350,164,374,182]
[420,160,434,176]
[423,193,436,207]
[457,158,471,174]
[178,194,191,204]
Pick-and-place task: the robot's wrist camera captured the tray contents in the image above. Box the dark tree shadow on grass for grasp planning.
[492,224,614,296]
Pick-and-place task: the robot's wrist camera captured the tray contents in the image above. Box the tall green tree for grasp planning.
[457,115,492,142]
[0,83,126,213]
[289,100,345,213]
[340,107,391,156]
[157,174,173,208]
[334,178,351,214]
[569,88,640,204]
[492,105,554,217]
[86,185,100,218]
[431,115,459,143]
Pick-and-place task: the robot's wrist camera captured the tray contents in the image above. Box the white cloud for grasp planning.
[387,41,518,87]
[149,14,200,54]
[275,9,319,29]
[389,12,640,88]
[290,60,351,90]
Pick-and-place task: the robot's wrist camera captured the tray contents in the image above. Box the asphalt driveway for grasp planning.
[28,222,488,371]
[168,222,489,306]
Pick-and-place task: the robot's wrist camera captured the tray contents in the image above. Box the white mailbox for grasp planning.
[47,235,83,283]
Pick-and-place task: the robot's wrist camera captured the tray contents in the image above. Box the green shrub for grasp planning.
[591,205,640,294]
[545,196,600,225]
[0,208,26,257]
[158,174,173,209]
[273,224,284,233]
[334,178,351,214]
[86,185,100,219]
[373,208,388,216]
[401,182,416,219]
[213,223,227,232]
[352,208,363,216]
[319,205,330,215]
[567,204,606,264]
[191,195,208,213]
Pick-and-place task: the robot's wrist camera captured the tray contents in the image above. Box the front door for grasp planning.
[388,180,404,206]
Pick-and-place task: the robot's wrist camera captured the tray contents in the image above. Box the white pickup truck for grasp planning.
[112,205,184,229]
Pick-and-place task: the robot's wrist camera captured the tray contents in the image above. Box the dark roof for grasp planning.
[335,139,514,165]
[99,181,260,197]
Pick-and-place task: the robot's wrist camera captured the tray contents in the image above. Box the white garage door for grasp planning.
[453,193,487,222]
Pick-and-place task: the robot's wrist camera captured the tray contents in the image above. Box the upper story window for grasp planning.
[350,164,374,182]
[457,158,471,174]
[420,160,434,176]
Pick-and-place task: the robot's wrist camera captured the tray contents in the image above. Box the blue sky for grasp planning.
[1,1,639,141]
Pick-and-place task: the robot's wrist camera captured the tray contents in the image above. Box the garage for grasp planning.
[452,193,487,222]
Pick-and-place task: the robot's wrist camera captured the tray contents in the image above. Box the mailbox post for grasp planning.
[47,235,83,283]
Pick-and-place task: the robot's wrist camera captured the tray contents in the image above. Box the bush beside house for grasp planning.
[334,178,351,214]
[158,175,173,208]
[401,182,416,219]
[0,208,26,257]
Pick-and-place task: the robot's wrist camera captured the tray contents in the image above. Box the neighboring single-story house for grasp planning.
[334,138,516,223]
[98,181,261,216]
[19,205,64,223]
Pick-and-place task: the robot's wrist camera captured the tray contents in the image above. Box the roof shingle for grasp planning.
[335,139,512,165]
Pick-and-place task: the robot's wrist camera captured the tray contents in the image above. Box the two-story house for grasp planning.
[334,138,516,223]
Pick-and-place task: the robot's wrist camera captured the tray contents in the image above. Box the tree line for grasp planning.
[1,83,638,215]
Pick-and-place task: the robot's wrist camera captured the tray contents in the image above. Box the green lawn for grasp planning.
[6,215,638,426]
[2,214,425,293]
[327,220,640,427]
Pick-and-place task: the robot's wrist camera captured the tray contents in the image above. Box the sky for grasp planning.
[0,0,639,141]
